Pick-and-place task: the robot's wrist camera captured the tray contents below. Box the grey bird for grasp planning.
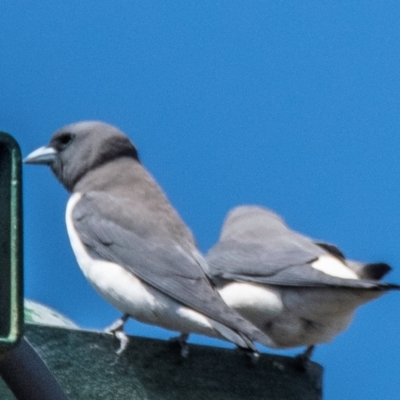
[24,121,273,357]
[205,205,400,365]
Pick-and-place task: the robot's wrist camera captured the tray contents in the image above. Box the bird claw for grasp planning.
[169,333,190,358]
[294,345,315,370]
[114,330,130,355]
[104,314,130,354]
[238,347,260,365]
[249,351,260,364]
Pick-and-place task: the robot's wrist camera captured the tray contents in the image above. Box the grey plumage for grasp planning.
[206,205,399,354]
[24,121,274,355]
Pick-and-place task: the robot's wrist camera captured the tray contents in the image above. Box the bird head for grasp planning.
[24,121,139,192]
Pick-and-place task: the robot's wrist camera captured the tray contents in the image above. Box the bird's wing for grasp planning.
[207,206,399,290]
[72,192,265,345]
[207,241,398,289]
[207,205,325,277]
[314,241,346,259]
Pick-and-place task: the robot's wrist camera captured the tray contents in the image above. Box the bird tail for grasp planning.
[210,320,258,351]
[359,262,392,280]
[209,317,278,355]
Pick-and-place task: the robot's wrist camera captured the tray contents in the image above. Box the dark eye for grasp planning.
[57,133,74,148]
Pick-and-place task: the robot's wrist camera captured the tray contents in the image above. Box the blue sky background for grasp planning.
[2,2,400,399]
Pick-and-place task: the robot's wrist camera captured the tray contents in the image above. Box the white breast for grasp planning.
[66,193,161,322]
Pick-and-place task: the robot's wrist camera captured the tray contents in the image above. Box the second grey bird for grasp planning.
[206,205,400,363]
[24,121,273,356]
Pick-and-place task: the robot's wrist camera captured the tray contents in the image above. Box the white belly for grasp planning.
[218,281,381,348]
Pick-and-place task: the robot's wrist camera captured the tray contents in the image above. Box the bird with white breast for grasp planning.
[205,205,400,366]
[24,121,274,358]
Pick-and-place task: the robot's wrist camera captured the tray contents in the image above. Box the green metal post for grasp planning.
[0,132,23,349]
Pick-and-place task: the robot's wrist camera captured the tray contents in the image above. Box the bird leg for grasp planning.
[104,314,130,354]
[238,347,260,365]
[294,345,315,370]
[169,333,190,358]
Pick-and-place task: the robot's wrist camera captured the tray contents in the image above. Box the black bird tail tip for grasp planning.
[362,263,392,280]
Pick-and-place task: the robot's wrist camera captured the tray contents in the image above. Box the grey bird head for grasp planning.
[24,121,139,192]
